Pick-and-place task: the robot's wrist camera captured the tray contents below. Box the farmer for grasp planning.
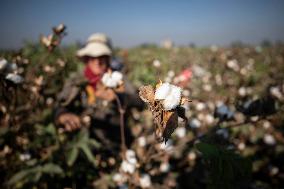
[55,33,142,148]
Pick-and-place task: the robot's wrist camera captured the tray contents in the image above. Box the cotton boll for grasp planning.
[139,174,152,188]
[0,59,8,71]
[264,134,276,145]
[153,59,161,68]
[155,83,171,100]
[238,87,247,97]
[19,153,31,161]
[7,63,18,72]
[227,59,240,71]
[163,85,181,110]
[160,162,170,173]
[121,150,137,174]
[5,73,23,84]
[189,118,201,129]
[182,89,190,97]
[155,83,182,110]
[175,127,186,138]
[102,71,123,88]
[167,70,175,78]
[121,160,136,174]
[205,114,214,125]
[263,121,271,129]
[138,136,146,147]
[203,84,212,92]
[269,166,279,176]
[188,151,197,161]
[270,86,283,100]
[196,102,206,111]
[163,92,180,110]
[112,71,123,82]
[125,149,137,164]
[238,142,246,151]
[113,173,126,185]
[160,139,173,151]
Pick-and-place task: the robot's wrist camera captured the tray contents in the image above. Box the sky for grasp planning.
[0,0,284,49]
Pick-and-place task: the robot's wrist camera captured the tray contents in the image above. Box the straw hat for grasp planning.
[87,33,112,49]
[77,33,112,58]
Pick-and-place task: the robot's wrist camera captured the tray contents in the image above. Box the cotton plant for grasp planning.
[101,69,126,153]
[139,80,190,143]
[0,58,24,84]
[40,23,66,51]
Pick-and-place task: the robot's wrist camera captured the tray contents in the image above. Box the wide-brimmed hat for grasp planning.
[87,33,112,49]
[77,33,112,58]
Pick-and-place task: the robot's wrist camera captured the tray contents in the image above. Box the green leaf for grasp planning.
[88,139,101,148]
[67,147,79,166]
[8,169,31,185]
[195,142,220,158]
[79,143,96,166]
[32,172,42,183]
[41,163,63,175]
[45,123,56,135]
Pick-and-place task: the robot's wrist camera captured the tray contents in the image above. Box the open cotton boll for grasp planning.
[0,59,8,71]
[121,160,136,174]
[125,149,137,164]
[155,83,181,110]
[112,71,123,82]
[5,73,23,84]
[162,85,181,110]
[163,92,181,110]
[102,71,123,88]
[155,83,171,100]
[139,174,152,188]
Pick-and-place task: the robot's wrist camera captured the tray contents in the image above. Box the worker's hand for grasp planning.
[95,84,116,101]
[57,113,81,132]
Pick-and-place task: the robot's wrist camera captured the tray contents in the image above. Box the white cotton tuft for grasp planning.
[121,160,136,174]
[102,71,123,88]
[5,73,23,84]
[120,149,137,174]
[125,149,137,164]
[155,83,181,110]
[0,59,8,71]
[155,83,171,100]
[112,71,123,82]
[175,127,186,138]
[139,174,152,188]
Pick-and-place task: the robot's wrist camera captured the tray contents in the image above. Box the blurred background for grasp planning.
[0,0,284,189]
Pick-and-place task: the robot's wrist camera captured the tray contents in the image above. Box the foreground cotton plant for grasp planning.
[139,80,190,143]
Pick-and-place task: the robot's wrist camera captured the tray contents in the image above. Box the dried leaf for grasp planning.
[180,97,191,105]
[155,79,163,89]
[162,111,178,143]
[139,85,155,104]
